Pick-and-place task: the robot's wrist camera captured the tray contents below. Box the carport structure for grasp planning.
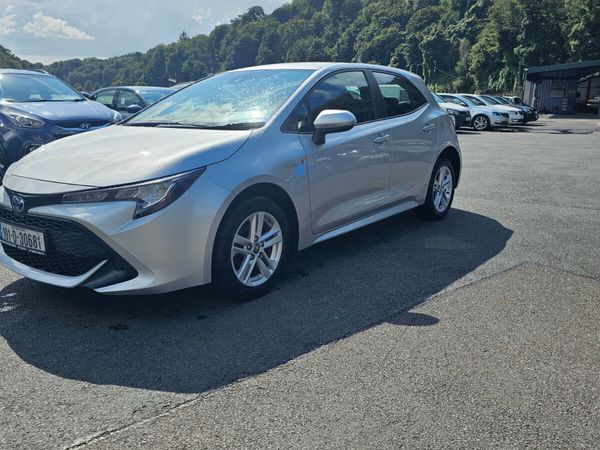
[523,59,600,114]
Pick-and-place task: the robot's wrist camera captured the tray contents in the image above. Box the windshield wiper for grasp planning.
[19,99,83,103]
[203,122,265,130]
[124,121,209,129]
[124,121,264,130]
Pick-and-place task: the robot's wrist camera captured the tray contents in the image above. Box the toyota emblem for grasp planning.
[80,123,91,129]
[11,195,25,213]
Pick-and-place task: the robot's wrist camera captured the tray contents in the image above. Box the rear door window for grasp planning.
[372,72,427,118]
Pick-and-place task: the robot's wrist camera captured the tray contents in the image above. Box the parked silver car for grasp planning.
[0,63,461,298]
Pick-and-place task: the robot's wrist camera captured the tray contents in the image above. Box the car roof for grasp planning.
[232,62,421,79]
[0,68,52,76]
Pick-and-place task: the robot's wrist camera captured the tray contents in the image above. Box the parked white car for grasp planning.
[439,93,509,131]
[432,93,471,129]
[460,94,524,125]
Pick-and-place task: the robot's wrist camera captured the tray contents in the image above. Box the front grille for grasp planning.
[501,112,509,118]
[0,208,130,277]
[54,120,110,129]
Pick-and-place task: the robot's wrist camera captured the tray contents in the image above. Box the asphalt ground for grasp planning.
[0,115,599,449]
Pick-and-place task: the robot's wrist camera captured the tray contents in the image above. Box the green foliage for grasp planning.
[0,45,41,70]
[1,0,598,92]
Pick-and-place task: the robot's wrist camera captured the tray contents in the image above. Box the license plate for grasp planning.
[0,222,46,255]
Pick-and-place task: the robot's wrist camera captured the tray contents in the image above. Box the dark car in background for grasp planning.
[89,86,174,118]
[487,95,539,122]
[0,69,121,179]
[432,93,471,129]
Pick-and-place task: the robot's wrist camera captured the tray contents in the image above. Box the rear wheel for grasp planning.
[472,114,490,131]
[418,158,456,220]
[212,196,291,300]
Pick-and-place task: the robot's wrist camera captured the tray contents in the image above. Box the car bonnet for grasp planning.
[4,124,253,193]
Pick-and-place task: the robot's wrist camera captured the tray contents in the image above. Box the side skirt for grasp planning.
[313,200,419,245]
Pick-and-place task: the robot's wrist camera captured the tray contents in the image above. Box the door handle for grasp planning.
[422,123,436,133]
[373,134,391,144]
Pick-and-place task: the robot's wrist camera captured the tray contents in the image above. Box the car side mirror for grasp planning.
[312,110,357,145]
[125,104,143,114]
[80,91,91,99]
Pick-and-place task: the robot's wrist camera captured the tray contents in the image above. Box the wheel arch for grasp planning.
[438,146,461,187]
[216,182,300,252]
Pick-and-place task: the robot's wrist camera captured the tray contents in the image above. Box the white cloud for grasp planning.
[23,11,94,40]
[0,7,18,35]
[192,7,212,24]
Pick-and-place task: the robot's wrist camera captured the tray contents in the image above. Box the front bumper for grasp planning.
[0,176,232,294]
[453,111,471,128]
[524,111,539,121]
[491,116,509,126]
[509,115,525,124]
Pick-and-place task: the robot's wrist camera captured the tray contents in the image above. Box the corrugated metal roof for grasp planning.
[525,60,600,74]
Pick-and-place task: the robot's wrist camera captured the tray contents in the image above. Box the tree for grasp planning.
[6,1,597,93]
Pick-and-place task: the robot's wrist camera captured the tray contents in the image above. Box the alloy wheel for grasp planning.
[432,165,453,213]
[473,116,488,130]
[230,211,283,287]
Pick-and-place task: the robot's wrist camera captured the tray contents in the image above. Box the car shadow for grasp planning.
[0,208,512,394]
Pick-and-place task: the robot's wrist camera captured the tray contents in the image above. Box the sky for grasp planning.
[0,0,287,64]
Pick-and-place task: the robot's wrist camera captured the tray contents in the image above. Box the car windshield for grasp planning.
[462,95,486,106]
[432,93,445,103]
[140,89,174,104]
[0,73,83,102]
[494,96,510,105]
[481,95,501,105]
[126,69,314,129]
[441,95,468,107]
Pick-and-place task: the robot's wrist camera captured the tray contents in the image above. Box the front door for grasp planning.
[297,71,392,235]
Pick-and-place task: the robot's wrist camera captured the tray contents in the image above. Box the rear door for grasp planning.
[370,71,438,203]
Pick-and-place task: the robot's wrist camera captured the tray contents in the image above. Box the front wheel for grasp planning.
[418,158,456,220]
[472,114,490,131]
[212,196,291,300]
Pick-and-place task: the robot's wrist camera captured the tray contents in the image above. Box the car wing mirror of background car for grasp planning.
[125,104,144,114]
[312,109,357,145]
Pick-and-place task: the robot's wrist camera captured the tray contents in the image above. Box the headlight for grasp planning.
[4,111,45,128]
[62,167,205,219]
[446,108,459,115]
[493,112,501,116]
[112,110,123,123]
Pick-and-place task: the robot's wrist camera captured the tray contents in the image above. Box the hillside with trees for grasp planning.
[0,45,41,70]
[2,0,599,93]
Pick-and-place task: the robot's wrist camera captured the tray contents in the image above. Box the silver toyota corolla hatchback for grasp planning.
[0,63,461,298]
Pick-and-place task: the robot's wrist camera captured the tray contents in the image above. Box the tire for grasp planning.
[472,114,491,131]
[212,195,291,300]
[418,158,456,221]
